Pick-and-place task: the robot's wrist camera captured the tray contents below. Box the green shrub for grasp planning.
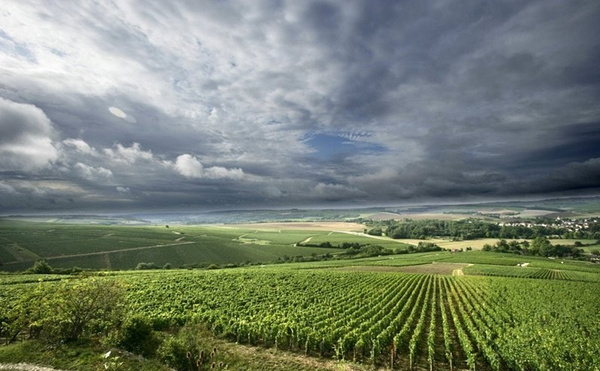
[115,315,160,357]
[26,260,53,274]
[8,278,126,345]
[157,336,191,370]
[157,323,225,370]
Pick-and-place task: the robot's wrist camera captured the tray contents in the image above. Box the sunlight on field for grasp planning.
[336,262,468,275]
[221,222,366,232]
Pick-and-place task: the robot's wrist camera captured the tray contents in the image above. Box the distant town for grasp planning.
[499,217,599,232]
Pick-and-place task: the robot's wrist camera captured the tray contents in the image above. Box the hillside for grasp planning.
[1,249,600,370]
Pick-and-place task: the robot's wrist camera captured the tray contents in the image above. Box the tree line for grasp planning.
[368,219,600,240]
[482,237,585,258]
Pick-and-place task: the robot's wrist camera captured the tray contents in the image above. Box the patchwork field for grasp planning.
[1,219,598,273]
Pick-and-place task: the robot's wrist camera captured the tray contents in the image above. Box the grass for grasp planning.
[0,340,170,371]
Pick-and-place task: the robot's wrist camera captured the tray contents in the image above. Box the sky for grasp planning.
[1,0,599,212]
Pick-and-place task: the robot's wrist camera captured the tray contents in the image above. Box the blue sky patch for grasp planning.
[304,132,387,160]
[0,29,37,63]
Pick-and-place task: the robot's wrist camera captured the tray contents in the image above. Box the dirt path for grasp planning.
[0,364,66,371]
[299,236,313,244]
[3,241,195,265]
[225,342,369,371]
[452,263,474,276]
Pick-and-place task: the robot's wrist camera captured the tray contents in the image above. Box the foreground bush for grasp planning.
[113,315,160,357]
[2,278,124,345]
[158,323,226,371]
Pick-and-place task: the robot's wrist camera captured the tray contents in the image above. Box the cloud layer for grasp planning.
[1,0,599,211]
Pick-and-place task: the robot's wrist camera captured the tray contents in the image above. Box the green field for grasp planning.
[2,251,599,370]
[0,220,348,271]
[3,220,598,273]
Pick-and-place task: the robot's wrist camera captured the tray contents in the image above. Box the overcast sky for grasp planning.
[1,0,599,212]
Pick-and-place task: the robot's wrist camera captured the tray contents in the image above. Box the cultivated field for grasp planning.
[2,219,597,272]
[0,220,348,271]
[222,221,366,231]
[2,252,599,370]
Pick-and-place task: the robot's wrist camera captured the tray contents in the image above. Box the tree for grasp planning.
[367,228,383,236]
[530,237,552,257]
[27,260,53,274]
[136,262,159,270]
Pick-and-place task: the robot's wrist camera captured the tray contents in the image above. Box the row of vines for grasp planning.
[110,269,600,370]
[464,265,600,282]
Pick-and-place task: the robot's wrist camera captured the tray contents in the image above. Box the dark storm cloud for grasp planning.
[1,0,599,211]
[518,122,600,171]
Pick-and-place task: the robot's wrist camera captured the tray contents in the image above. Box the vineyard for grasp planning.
[2,248,600,370]
[464,264,600,282]
[0,268,578,370]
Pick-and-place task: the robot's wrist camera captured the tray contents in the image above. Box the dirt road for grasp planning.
[4,241,195,265]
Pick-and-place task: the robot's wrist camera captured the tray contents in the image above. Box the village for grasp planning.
[499,217,599,232]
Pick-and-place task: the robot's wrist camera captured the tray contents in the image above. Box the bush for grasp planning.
[115,315,160,357]
[157,336,190,371]
[1,285,47,343]
[26,260,53,274]
[367,228,383,236]
[17,278,126,344]
[136,262,160,270]
[157,323,225,371]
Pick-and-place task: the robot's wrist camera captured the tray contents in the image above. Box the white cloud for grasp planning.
[73,162,113,181]
[104,143,154,164]
[204,166,244,180]
[109,106,127,119]
[62,138,99,156]
[174,154,244,180]
[116,186,131,193]
[174,154,203,178]
[0,181,17,194]
[108,106,137,123]
[0,97,58,171]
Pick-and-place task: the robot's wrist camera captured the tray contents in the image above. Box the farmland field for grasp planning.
[0,220,347,271]
[2,258,599,370]
[2,219,600,369]
[2,219,597,272]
